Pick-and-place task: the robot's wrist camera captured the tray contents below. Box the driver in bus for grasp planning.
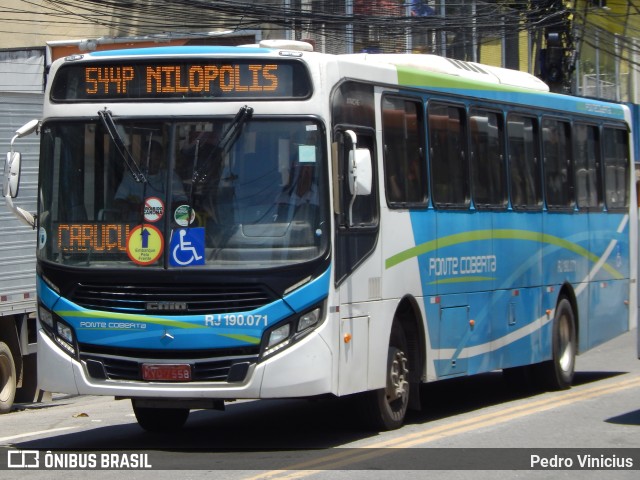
[114,140,187,220]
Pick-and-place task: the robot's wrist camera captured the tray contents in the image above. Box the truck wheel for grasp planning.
[132,400,190,433]
[0,341,17,414]
[15,353,39,403]
[359,323,410,431]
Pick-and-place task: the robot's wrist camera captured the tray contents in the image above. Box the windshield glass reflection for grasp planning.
[37,118,327,269]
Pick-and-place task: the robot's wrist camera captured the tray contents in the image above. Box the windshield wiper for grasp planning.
[98,108,146,183]
[192,105,253,185]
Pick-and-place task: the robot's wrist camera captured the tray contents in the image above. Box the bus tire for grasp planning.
[360,323,410,431]
[132,400,190,433]
[0,341,17,414]
[537,297,576,390]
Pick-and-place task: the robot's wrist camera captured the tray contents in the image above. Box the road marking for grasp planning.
[0,426,78,445]
[246,374,640,479]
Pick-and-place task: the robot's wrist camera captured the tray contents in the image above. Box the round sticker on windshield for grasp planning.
[174,205,196,227]
[126,224,164,265]
[143,197,164,223]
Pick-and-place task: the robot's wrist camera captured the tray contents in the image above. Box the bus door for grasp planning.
[428,103,479,376]
[333,127,379,395]
[587,126,632,347]
[500,114,544,368]
[331,81,381,395]
[574,122,602,349]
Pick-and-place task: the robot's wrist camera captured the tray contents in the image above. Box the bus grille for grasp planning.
[79,345,259,383]
[70,283,275,315]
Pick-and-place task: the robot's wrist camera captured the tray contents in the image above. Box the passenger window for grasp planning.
[507,115,542,210]
[542,118,573,209]
[603,127,630,210]
[382,97,427,207]
[574,124,602,209]
[428,103,469,208]
[469,109,506,208]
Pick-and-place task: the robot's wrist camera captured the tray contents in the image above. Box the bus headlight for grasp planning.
[56,322,74,345]
[267,324,291,349]
[38,304,78,358]
[297,308,320,332]
[38,305,54,328]
[261,304,325,360]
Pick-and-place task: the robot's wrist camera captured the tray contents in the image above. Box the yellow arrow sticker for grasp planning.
[126,224,164,265]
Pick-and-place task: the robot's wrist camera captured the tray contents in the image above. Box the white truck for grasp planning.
[0,106,42,413]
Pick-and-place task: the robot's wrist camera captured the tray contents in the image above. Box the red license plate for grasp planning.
[142,364,192,382]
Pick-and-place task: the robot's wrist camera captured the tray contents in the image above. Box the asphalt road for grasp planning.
[0,328,638,480]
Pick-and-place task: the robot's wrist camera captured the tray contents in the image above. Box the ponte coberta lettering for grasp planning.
[428,255,497,277]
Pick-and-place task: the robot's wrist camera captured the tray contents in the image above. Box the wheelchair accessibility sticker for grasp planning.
[170,228,205,266]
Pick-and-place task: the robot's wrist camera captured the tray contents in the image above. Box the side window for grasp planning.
[603,127,630,210]
[469,108,507,208]
[428,103,469,208]
[542,118,573,209]
[574,123,602,209]
[382,96,427,207]
[507,114,542,210]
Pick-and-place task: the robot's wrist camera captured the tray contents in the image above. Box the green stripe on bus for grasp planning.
[219,333,261,344]
[385,229,623,279]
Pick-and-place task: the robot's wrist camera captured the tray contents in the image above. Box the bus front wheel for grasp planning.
[537,297,576,390]
[360,323,410,431]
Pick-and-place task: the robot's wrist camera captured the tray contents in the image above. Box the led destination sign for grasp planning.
[51,59,311,101]
[57,223,131,253]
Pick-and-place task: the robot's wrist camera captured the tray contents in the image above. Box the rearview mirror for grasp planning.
[348,147,372,196]
[4,151,21,198]
[4,119,39,228]
[344,130,373,227]
[4,119,39,198]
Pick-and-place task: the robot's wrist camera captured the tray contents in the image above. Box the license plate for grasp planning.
[142,364,192,382]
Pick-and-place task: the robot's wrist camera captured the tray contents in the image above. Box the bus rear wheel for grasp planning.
[132,400,190,433]
[360,323,410,431]
[0,341,17,414]
[536,297,576,390]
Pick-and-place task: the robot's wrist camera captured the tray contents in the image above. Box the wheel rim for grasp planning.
[0,354,13,403]
[385,346,409,407]
[557,312,574,373]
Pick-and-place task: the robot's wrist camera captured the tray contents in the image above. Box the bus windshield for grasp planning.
[37,117,328,269]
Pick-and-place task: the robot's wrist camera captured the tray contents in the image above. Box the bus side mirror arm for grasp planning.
[345,130,372,227]
[4,119,39,228]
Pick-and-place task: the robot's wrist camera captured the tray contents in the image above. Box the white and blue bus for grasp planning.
[4,40,636,431]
